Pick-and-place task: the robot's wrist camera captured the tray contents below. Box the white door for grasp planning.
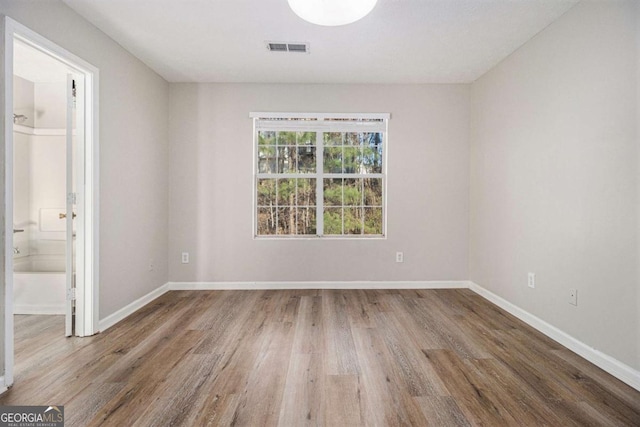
[65,74,75,337]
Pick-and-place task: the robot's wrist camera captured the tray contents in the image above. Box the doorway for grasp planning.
[13,39,76,335]
[2,17,99,389]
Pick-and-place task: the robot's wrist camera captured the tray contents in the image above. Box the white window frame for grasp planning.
[251,112,389,239]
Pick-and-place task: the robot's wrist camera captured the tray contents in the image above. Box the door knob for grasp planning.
[59,212,77,219]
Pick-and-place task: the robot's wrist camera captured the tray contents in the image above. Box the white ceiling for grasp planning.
[62,0,578,84]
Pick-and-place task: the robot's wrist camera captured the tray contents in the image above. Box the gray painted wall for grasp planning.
[469,0,639,370]
[168,83,470,283]
[0,0,170,320]
[636,0,640,370]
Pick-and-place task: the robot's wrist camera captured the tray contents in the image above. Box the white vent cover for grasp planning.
[266,42,310,53]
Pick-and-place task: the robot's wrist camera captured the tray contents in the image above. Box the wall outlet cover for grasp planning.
[527,272,535,288]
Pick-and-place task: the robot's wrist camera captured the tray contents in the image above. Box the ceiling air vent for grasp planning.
[287,44,307,53]
[266,42,310,54]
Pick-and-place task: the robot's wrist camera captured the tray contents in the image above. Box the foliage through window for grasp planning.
[252,113,388,238]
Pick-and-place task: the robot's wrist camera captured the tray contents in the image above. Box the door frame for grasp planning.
[1,16,99,388]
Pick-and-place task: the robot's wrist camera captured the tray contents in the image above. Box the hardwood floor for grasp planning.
[2,289,639,426]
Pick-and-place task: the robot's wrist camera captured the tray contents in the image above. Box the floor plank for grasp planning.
[278,353,324,426]
[1,289,639,426]
[324,375,362,426]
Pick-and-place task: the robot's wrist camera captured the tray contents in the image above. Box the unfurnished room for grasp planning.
[0,0,639,425]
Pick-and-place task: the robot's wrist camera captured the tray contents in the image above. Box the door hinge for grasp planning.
[67,192,77,205]
[70,80,77,107]
[67,288,76,301]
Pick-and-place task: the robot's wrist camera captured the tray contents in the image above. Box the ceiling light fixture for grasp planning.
[287,0,378,26]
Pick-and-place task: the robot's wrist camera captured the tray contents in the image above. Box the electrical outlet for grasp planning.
[528,272,535,288]
[181,252,190,264]
[569,289,577,306]
[396,252,404,263]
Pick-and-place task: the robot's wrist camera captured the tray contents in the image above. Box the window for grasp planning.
[252,112,388,238]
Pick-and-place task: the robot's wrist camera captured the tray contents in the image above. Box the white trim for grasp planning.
[85,66,100,336]
[12,124,66,136]
[253,114,388,238]
[468,281,640,392]
[3,15,16,388]
[250,112,390,120]
[0,376,7,395]
[254,235,387,241]
[256,121,386,132]
[382,118,389,237]
[168,281,469,291]
[64,74,73,337]
[98,283,170,332]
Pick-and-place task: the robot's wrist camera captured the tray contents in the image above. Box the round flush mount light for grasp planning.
[287,0,378,26]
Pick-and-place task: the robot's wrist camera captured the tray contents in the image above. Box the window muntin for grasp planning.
[257,178,317,235]
[253,113,387,238]
[322,178,383,235]
[257,131,317,174]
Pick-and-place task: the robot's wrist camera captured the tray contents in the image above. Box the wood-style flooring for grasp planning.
[1,289,639,426]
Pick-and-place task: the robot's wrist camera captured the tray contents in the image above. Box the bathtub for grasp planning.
[14,255,66,315]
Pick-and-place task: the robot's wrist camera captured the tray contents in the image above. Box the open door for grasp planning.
[65,74,75,337]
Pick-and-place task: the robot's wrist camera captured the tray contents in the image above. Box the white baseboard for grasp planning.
[167,280,469,291]
[98,283,170,332]
[95,279,639,393]
[13,304,65,315]
[468,281,640,392]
